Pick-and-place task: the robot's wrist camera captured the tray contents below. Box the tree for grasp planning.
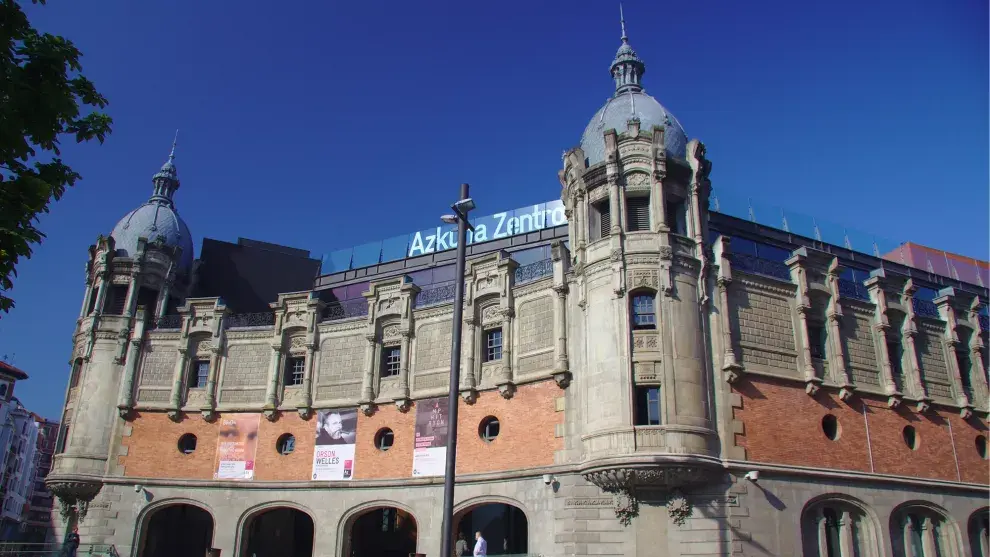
[0,0,112,314]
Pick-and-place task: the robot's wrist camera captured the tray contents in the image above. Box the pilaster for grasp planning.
[116,309,147,418]
[786,251,821,395]
[899,280,931,412]
[551,241,572,388]
[713,236,743,383]
[825,258,855,400]
[866,273,902,407]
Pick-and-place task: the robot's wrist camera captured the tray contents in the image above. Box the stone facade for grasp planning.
[44,24,990,557]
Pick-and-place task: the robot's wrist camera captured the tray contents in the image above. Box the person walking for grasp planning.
[63,527,80,557]
[455,532,470,556]
[473,531,487,557]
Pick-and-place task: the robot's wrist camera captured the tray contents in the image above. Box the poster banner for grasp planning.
[214,414,260,480]
[412,396,449,477]
[312,409,357,480]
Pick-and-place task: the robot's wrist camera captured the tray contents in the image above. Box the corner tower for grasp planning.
[559,11,720,523]
[46,140,195,533]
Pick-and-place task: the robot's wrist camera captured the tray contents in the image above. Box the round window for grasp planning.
[177,433,197,454]
[976,435,988,460]
[479,416,500,443]
[902,425,918,450]
[276,433,295,455]
[375,428,394,451]
[821,415,840,441]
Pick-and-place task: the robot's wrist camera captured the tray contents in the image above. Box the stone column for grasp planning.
[838,510,855,557]
[116,314,146,414]
[920,517,938,557]
[204,345,222,417]
[264,342,283,409]
[575,192,587,264]
[717,277,742,381]
[122,271,140,318]
[788,255,820,394]
[980,523,989,557]
[92,272,109,316]
[360,334,376,403]
[553,285,569,374]
[460,316,477,393]
[78,275,94,318]
[168,346,189,412]
[156,280,172,319]
[825,264,854,399]
[900,285,929,410]
[608,179,622,236]
[816,510,829,557]
[397,331,411,401]
[300,342,315,413]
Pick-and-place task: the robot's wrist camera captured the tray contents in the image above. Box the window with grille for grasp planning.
[808,323,826,359]
[631,294,656,330]
[381,346,401,378]
[188,360,209,388]
[634,387,661,426]
[103,285,129,315]
[484,329,503,362]
[626,196,650,232]
[286,356,305,386]
[592,200,611,241]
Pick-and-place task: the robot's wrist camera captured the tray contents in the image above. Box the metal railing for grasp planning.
[0,543,118,557]
[321,299,369,322]
[224,312,276,329]
[514,259,553,285]
[149,314,182,330]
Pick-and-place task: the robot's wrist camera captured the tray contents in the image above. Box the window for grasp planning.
[626,196,650,232]
[86,287,98,315]
[483,329,502,362]
[380,347,401,378]
[802,503,876,557]
[0,384,8,399]
[906,514,925,557]
[591,200,611,241]
[177,434,197,454]
[375,428,394,451]
[189,360,209,389]
[902,425,918,450]
[479,416,500,442]
[631,294,656,330]
[823,508,841,557]
[103,285,128,315]
[977,435,988,460]
[887,340,903,377]
[276,434,295,455]
[808,323,826,359]
[822,414,840,440]
[957,349,972,392]
[665,197,687,235]
[55,426,69,454]
[634,387,661,426]
[285,356,306,386]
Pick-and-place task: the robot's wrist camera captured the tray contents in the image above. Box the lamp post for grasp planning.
[439,183,475,557]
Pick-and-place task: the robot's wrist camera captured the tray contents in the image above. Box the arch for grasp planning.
[889,500,964,557]
[968,507,990,557]
[337,500,419,557]
[452,496,530,556]
[799,493,883,557]
[237,502,315,557]
[133,498,215,557]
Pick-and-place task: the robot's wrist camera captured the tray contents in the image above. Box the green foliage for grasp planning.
[0,0,112,314]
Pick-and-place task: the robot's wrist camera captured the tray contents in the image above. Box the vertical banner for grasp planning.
[312,409,357,480]
[412,396,448,477]
[214,414,260,480]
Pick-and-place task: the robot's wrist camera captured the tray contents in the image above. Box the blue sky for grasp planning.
[3,0,987,419]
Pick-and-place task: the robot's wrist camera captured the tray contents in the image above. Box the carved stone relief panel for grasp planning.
[628,269,660,291]
[221,344,270,388]
[136,343,177,388]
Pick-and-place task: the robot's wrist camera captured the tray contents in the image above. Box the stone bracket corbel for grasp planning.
[296,406,313,420]
[914,398,932,413]
[497,381,516,399]
[959,405,974,419]
[394,398,411,413]
[459,388,477,404]
[359,402,377,416]
[167,408,182,422]
[805,378,822,396]
[262,406,279,422]
[838,386,855,402]
[723,363,743,384]
[887,394,903,409]
[553,370,573,389]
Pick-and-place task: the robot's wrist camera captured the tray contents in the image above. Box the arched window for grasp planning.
[891,505,958,557]
[631,293,656,330]
[970,509,989,557]
[802,498,879,557]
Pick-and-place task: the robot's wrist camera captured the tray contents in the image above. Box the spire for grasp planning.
[610,4,645,95]
[150,131,181,206]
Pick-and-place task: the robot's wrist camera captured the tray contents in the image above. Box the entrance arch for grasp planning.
[453,501,528,555]
[139,503,214,557]
[343,506,417,557]
[242,506,315,557]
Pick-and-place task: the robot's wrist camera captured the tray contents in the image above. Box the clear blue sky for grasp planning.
[3,0,987,419]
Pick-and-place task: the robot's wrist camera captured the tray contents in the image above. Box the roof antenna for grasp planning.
[619,3,628,42]
[170,129,179,160]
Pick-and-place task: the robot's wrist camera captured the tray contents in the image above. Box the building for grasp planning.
[22,417,60,543]
[0,397,39,540]
[883,243,990,288]
[46,17,989,557]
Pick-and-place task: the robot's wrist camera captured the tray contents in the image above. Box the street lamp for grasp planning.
[439,183,474,557]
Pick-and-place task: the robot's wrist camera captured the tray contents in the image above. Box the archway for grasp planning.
[453,502,528,556]
[140,504,214,557]
[242,507,314,557]
[345,506,417,557]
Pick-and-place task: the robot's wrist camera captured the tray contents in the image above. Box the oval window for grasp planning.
[276,433,295,455]
[177,433,197,454]
[479,416,500,443]
[375,428,394,451]
[821,415,840,441]
[902,425,918,450]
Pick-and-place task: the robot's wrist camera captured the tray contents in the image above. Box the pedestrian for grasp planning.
[473,531,487,557]
[63,527,80,557]
[455,532,469,556]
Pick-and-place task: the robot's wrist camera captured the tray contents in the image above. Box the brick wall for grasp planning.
[119,380,563,480]
[733,375,989,483]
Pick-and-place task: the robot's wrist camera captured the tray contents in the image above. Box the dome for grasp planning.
[109,140,194,271]
[110,201,194,270]
[580,91,688,165]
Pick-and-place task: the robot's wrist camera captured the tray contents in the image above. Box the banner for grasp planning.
[312,409,357,480]
[214,414,260,480]
[412,397,448,477]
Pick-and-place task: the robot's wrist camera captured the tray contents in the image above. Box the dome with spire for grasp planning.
[109,139,194,271]
[579,9,688,166]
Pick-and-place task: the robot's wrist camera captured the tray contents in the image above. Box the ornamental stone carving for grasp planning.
[666,489,692,525]
[381,324,402,342]
[658,246,673,260]
[629,270,659,290]
[47,479,102,523]
[581,465,711,527]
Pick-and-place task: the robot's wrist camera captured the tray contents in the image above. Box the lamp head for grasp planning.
[452,197,476,213]
[440,215,458,224]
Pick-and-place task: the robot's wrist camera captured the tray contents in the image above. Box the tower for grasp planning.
[46,140,194,534]
[559,10,720,524]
